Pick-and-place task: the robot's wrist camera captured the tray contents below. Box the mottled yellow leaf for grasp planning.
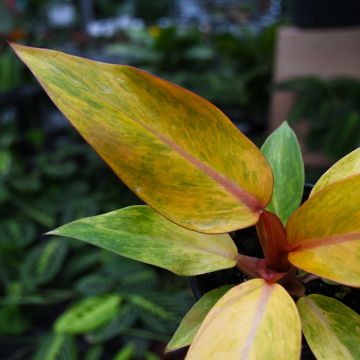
[311,147,360,196]
[186,279,301,360]
[297,295,360,360]
[287,175,360,287]
[11,43,273,233]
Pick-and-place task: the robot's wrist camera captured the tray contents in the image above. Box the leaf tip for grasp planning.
[8,41,25,55]
[45,229,59,236]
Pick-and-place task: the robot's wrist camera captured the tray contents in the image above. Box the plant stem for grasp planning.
[255,210,290,272]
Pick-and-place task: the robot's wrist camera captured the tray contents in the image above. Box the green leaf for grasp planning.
[21,239,68,288]
[167,285,232,352]
[297,294,360,360]
[11,195,54,227]
[0,219,35,252]
[261,122,304,224]
[0,305,30,335]
[114,343,135,360]
[49,205,238,276]
[75,274,113,295]
[34,333,77,360]
[84,345,103,360]
[54,294,121,334]
[87,304,136,344]
[128,294,177,321]
[145,351,161,360]
[62,250,101,280]
[0,149,11,177]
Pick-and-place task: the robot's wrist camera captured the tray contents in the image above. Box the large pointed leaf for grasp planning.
[311,147,360,196]
[297,294,360,360]
[287,175,360,287]
[11,43,272,233]
[261,122,304,224]
[49,206,238,276]
[167,285,232,352]
[186,279,301,360]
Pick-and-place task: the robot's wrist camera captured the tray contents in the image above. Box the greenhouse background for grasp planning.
[1,0,360,359]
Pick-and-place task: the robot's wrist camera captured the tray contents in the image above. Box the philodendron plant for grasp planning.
[12,44,360,360]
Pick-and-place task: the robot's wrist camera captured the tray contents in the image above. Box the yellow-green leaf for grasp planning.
[49,206,238,276]
[167,285,232,352]
[12,43,273,233]
[297,294,360,360]
[311,147,360,196]
[186,279,301,360]
[287,175,360,287]
[261,122,304,224]
[114,343,135,360]
[55,294,121,334]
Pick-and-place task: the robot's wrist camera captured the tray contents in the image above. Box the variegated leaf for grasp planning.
[311,147,360,196]
[49,206,238,276]
[186,279,301,360]
[297,294,360,360]
[167,285,232,352]
[287,175,360,287]
[11,43,273,233]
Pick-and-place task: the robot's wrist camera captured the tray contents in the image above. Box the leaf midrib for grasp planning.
[15,44,263,214]
[54,220,236,261]
[290,232,360,251]
[305,298,352,357]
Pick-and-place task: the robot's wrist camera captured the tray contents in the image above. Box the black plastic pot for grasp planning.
[292,0,360,28]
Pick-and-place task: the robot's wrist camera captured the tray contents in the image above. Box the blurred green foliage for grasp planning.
[278,77,360,160]
[0,48,25,92]
[0,118,192,359]
[106,23,279,127]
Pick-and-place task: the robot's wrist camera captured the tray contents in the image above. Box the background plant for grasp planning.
[0,117,192,360]
[277,76,360,160]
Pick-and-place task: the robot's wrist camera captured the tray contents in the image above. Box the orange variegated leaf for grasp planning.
[11,43,273,233]
[186,279,301,360]
[287,175,360,287]
[311,147,360,197]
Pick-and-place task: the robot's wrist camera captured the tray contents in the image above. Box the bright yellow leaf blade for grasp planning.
[287,175,360,287]
[311,147,360,197]
[11,43,273,233]
[186,279,301,360]
[297,295,360,360]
